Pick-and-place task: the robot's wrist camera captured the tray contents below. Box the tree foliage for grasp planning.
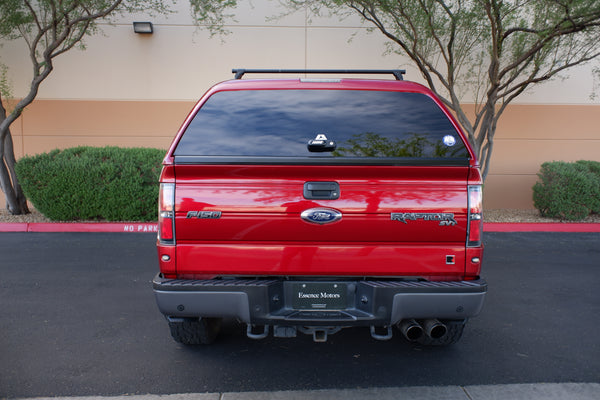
[189,0,238,35]
[287,0,600,179]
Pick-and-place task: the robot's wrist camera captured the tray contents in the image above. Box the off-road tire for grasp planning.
[416,320,465,346]
[168,317,222,345]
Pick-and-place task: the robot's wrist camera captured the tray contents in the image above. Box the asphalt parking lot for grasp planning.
[0,232,599,398]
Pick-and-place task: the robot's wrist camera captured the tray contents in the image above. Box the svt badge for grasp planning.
[301,208,342,225]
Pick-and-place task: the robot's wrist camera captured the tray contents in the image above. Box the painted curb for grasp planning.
[1,222,599,233]
[484,222,600,233]
[0,222,158,233]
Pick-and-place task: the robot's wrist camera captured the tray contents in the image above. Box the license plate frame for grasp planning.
[291,282,347,310]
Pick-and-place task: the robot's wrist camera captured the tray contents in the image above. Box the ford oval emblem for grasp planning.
[301,208,342,225]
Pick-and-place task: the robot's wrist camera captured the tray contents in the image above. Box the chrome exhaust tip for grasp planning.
[398,319,424,341]
[422,319,447,339]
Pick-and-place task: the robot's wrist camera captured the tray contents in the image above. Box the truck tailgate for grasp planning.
[173,165,469,277]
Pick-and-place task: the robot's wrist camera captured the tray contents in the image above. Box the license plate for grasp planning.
[292,282,347,310]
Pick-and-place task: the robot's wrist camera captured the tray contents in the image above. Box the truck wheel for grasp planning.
[168,317,222,345]
[416,320,465,346]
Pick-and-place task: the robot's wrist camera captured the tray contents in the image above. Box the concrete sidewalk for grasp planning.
[15,383,600,400]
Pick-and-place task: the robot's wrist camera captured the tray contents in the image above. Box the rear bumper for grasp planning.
[153,274,487,326]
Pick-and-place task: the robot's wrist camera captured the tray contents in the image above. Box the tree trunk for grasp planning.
[0,96,30,215]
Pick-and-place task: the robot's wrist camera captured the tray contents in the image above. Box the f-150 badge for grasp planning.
[391,212,457,226]
[186,211,222,219]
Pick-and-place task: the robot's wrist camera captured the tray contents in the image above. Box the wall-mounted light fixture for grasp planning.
[133,22,153,34]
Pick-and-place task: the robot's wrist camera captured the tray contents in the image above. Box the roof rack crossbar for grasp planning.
[232,69,406,81]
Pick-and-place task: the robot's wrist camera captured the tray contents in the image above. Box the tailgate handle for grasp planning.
[303,182,340,200]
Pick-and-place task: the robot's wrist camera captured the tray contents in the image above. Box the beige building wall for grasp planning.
[2,0,600,210]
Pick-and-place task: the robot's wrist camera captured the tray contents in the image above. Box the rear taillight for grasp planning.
[467,185,483,247]
[158,183,175,244]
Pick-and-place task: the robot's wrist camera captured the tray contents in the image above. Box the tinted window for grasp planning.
[174,90,469,160]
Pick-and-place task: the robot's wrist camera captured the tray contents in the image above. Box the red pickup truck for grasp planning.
[153,69,486,345]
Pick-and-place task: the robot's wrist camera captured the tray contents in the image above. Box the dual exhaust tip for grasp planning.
[247,319,447,342]
[398,319,447,341]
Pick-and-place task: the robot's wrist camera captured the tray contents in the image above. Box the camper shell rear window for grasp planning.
[174,89,470,165]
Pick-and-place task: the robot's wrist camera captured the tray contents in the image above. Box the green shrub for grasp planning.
[576,160,600,214]
[576,160,600,178]
[16,146,165,221]
[532,161,600,221]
